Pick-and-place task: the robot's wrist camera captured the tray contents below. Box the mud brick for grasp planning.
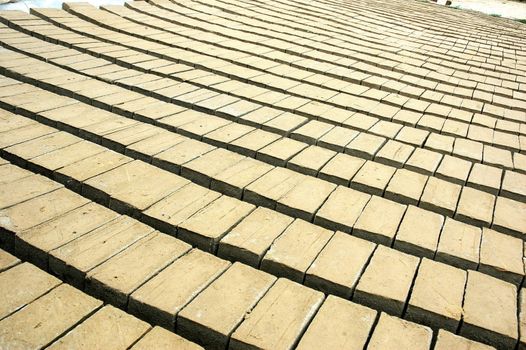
[375,140,414,167]
[394,205,444,258]
[230,279,324,350]
[177,263,276,350]
[218,207,293,267]
[261,219,333,282]
[460,271,518,349]
[406,259,466,331]
[315,186,371,233]
[0,284,102,349]
[296,296,377,350]
[436,217,482,270]
[480,228,524,285]
[367,313,432,350]
[178,195,255,253]
[420,176,461,216]
[353,196,406,245]
[456,187,496,228]
[385,169,428,206]
[435,155,472,185]
[86,232,191,308]
[354,246,420,316]
[318,153,365,186]
[305,232,376,298]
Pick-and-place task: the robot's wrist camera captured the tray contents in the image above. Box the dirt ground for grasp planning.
[450,0,526,19]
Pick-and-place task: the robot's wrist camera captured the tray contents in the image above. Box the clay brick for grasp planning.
[315,186,371,233]
[354,245,420,316]
[353,196,407,245]
[436,217,481,270]
[230,279,324,350]
[367,313,432,350]
[305,232,376,298]
[406,259,466,331]
[218,207,293,267]
[394,205,444,258]
[261,219,333,282]
[296,296,377,350]
[480,228,524,285]
[461,271,518,349]
[0,284,102,349]
[129,249,230,329]
[177,263,276,350]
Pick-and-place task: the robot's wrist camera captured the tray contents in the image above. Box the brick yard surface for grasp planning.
[0,0,524,348]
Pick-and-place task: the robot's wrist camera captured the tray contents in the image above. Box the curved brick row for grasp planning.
[1,76,525,281]
[22,5,526,154]
[63,4,526,145]
[138,0,526,110]
[2,16,525,179]
[1,51,525,241]
[0,161,518,349]
[0,251,204,349]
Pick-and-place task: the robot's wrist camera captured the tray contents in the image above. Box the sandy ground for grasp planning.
[0,0,126,11]
[0,0,524,20]
[450,0,526,19]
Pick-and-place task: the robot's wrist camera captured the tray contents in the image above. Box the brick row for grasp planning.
[1,54,525,240]
[22,4,526,153]
[2,13,524,178]
[0,161,516,349]
[64,3,526,138]
[228,0,526,71]
[0,254,204,349]
[1,78,525,283]
[141,0,526,109]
